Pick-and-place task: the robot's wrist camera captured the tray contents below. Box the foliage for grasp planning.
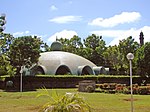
[135,42,150,76]
[9,36,44,74]
[142,42,150,75]
[41,43,50,52]
[0,34,16,76]
[102,36,140,75]
[103,45,119,70]
[83,34,106,66]
[138,86,150,95]
[134,44,145,75]
[117,36,139,74]
[0,33,14,54]
[36,74,140,78]
[0,14,16,76]
[97,83,150,95]
[56,35,84,56]
[0,54,16,76]
[37,88,91,112]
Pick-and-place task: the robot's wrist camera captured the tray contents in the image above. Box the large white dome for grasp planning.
[37,51,97,75]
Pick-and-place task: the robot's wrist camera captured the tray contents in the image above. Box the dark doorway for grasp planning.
[55,65,71,75]
[81,66,94,75]
[81,68,90,75]
[34,66,45,75]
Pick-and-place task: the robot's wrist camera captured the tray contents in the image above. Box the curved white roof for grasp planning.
[38,51,97,75]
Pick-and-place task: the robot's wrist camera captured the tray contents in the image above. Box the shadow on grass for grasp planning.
[3,89,37,92]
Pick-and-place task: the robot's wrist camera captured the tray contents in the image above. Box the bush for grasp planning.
[138,86,150,95]
[37,88,92,112]
[115,84,126,93]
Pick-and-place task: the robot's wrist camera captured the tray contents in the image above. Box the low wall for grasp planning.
[2,76,150,91]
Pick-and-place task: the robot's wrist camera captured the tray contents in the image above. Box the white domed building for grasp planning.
[31,41,107,75]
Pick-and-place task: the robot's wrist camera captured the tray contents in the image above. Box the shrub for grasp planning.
[102,83,109,89]
[133,84,139,94]
[122,87,129,94]
[115,84,125,93]
[138,86,150,95]
[108,90,116,94]
[37,88,91,112]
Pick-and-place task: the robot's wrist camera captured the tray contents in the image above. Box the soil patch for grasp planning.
[123,98,138,101]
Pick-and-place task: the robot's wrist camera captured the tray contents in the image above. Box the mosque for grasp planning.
[31,41,107,75]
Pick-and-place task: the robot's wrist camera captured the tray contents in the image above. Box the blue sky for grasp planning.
[1,0,150,46]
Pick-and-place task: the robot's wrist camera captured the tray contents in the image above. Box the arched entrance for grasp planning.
[93,66,106,75]
[55,65,71,75]
[78,65,94,75]
[31,66,45,76]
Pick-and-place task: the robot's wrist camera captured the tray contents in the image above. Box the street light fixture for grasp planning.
[126,53,134,112]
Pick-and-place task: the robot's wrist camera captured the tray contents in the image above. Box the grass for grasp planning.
[0,88,150,112]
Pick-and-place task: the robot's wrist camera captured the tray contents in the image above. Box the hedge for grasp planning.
[0,75,149,91]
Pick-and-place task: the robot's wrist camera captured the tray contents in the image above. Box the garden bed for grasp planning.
[96,83,150,95]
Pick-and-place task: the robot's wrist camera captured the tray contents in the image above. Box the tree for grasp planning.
[142,42,150,76]
[0,14,13,55]
[56,35,84,56]
[83,34,106,66]
[41,43,50,52]
[0,55,16,76]
[56,37,69,51]
[0,14,16,76]
[68,35,83,55]
[103,45,119,73]
[0,13,6,32]
[0,33,14,54]
[9,36,44,74]
[135,42,150,76]
[117,36,139,74]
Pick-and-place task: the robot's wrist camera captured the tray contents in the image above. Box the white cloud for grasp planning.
[89,12,141,27]
[13,31,30,37]
[49,16,82,24]
[48,29,78,42]
[90,26,150,46]
[50,5,58,11]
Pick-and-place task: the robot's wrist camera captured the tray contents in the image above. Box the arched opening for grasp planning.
[55,65,71,75]
[78,65,94,75]
[32,66,45,76]
[36,67,45,74]
[93,66,106,75]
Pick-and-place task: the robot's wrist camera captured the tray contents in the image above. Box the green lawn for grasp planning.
[0,89,150,112]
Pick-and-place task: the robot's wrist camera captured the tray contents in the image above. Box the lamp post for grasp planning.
[20,66,23,92]
[126,53,134,112]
